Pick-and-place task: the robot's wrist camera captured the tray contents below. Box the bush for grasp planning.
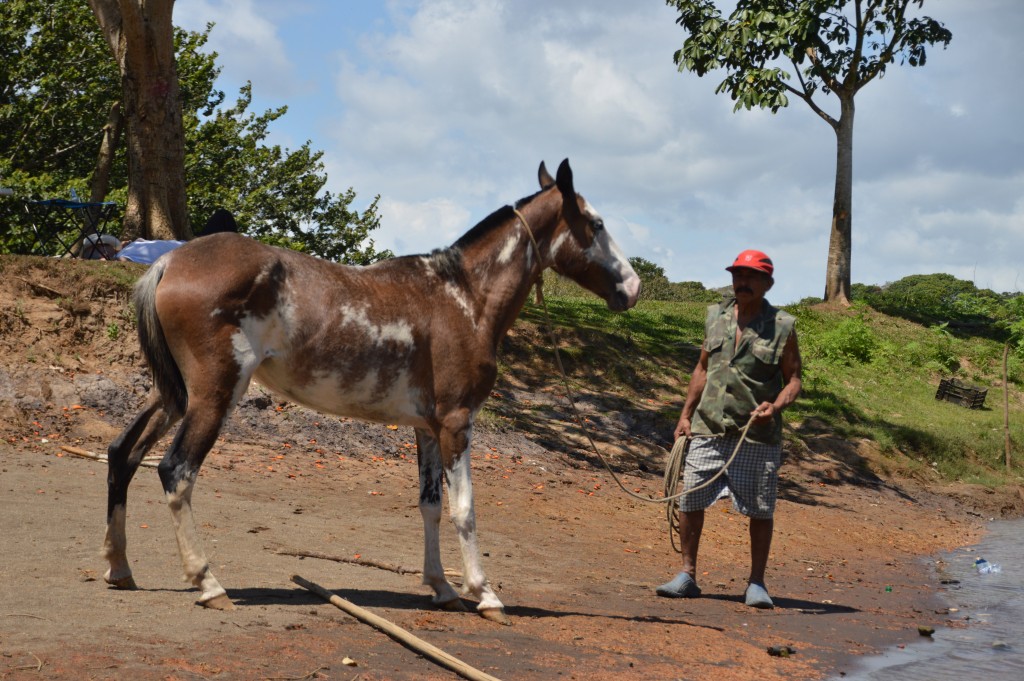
[810,316,877,365]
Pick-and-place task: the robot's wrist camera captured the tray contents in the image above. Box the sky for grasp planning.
[172,0,1024,304]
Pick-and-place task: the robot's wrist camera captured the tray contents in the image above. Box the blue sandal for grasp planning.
[656,572,702,598]
[745,582,774,609]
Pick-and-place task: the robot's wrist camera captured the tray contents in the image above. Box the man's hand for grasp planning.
[750,401,776,425]
[674,416,692,441]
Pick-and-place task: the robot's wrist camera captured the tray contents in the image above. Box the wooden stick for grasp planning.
[16,276,65,299]
[60,445,160,468]
[275,547,461,580]
[1004,343,1012,471]
[291,575,503,681]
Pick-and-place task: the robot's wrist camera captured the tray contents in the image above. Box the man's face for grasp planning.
[731,268,772,303]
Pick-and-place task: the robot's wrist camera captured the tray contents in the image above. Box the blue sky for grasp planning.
[173,0,1024,304]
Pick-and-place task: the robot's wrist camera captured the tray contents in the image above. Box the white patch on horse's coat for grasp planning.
[443,430,503,611]
[166,478,227,600]
[496,233,519,264]
[446,283,474,321]
[259,362,428,427]
[230,328,257,372]
[339,304,415,346]
[549,231,570,259]
[102,505,132,582]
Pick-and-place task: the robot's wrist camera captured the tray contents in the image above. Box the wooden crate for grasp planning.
[935,378,987,409]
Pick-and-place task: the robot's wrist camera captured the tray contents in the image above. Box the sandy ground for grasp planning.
[0,256,1019,680]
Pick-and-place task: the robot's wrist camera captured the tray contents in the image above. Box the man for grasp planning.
[656,249,802,609]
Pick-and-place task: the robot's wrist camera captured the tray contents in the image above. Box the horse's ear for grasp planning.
[538,161,555,189]
[555,159,574,196]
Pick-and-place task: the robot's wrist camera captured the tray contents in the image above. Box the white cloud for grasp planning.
[175,0,298,96]
[376,196,472,255]
[180,0,1024,304]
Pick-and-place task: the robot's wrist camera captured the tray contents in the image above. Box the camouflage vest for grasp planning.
[691,298,796,445]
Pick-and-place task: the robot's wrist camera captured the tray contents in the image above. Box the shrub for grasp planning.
[810,316,877,365]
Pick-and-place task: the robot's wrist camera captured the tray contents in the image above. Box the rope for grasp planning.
[511,208,756,523]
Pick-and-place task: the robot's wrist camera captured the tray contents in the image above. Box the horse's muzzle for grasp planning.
[608,289,639,312]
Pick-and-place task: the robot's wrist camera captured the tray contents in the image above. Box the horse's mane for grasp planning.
[453,189,544,251]
[395,189,546,285]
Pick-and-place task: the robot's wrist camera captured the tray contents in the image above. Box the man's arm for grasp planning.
[751,330,803,424]
[674,347,709,440]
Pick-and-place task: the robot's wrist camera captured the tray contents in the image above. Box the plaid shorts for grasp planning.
[677,433,781,519]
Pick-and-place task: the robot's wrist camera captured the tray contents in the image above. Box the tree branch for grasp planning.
[781,77,837,130]
[857,0,911,93]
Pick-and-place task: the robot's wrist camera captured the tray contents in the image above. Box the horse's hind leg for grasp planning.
[415,428,465,611]
[158,391,240,610]
[103,393,180,590]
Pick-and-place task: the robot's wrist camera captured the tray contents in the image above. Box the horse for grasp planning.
[102,159,641,624]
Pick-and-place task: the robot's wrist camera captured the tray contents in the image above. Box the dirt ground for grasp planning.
[1,256,1022,681]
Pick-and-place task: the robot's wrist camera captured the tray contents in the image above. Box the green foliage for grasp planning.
[0,1,388,264]
[0,0,116,181]
[629,257,672,301]
[852,274,1024,358]
[860,273,980,319]
[623,258,723,302]
[668,280,723,303]
[666,0,952,113]
[806,314,877,365]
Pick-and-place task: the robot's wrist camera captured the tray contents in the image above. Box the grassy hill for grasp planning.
[506,281,1024,490]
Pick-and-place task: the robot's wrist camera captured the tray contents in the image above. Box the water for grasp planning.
[834,518,1024,681]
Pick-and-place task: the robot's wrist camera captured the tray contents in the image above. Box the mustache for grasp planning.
[735,286,754,294]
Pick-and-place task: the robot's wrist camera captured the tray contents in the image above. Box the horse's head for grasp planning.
[538,159,641,312]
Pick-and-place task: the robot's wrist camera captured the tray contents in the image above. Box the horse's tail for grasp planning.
[134,260,187,416]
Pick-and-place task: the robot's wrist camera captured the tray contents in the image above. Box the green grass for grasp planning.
[508,294,1024,489]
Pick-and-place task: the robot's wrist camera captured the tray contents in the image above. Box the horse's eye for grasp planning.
[591,218,605,232]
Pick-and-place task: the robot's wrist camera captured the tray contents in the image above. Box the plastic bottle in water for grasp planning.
[975,558,1002,574]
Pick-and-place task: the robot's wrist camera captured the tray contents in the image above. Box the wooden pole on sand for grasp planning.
[290,575,503,681]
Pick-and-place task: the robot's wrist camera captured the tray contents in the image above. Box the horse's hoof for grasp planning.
[480,607,511,625]
[199,594,236,611]
[107,575,138,590]
[439,598,469,612]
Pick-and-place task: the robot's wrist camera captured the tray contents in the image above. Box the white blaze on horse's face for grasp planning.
[555,198,641,312]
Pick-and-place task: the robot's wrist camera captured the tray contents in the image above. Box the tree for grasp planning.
[0,1,388,264]
[667,0,951,304]
[628,257,672,300]
[88,0,191,240]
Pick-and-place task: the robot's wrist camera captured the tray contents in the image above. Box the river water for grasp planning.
[834,518,1024,681]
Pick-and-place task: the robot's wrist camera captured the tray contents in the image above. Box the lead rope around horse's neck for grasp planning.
[511,208,754,549]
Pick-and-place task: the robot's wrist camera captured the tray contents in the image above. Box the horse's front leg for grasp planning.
[439,422,509,625]
[415,428,465,611]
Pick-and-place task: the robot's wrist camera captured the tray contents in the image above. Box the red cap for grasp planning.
[726,249,773,276]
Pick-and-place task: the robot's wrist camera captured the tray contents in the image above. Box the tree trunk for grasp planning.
[89,100,123,204]
[823,94,854,305]
[88,0,191,241]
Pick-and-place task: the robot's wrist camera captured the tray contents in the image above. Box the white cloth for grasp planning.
[117,239,186,265]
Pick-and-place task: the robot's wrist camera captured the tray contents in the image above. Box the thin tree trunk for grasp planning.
[1005,343,1012,471]
[89,100,123,203]
[823,95,854,305]
[88,0,191,241]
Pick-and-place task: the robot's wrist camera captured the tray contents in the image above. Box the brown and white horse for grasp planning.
[102,159,641,623]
